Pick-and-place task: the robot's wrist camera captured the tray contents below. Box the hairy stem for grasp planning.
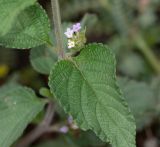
[15,101,55,147]
[134,35,160,74]
[51,0,64,58]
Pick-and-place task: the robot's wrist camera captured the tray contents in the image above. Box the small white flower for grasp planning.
[71,123,79,130]
[64,28,74,38]
[68,40,75,49]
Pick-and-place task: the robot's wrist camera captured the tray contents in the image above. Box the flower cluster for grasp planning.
[58,116,79,134]
[64,23,86,50]
[67,116,79,130]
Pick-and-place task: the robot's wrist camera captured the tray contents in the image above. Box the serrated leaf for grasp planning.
[30,45,57,74]
[118,78,155,130]
[0,0,37,36]
[0,84,45,147]
[118,52,147,78]
[0,4,51,49]
[81,13,98,28]
[49,43,136,147]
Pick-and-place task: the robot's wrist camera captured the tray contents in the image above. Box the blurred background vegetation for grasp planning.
[1,0,160,147]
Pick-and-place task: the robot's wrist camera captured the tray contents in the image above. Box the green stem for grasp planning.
[134,35,160,74]
[51,0,64,58]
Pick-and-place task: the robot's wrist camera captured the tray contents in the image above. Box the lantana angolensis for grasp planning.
[64,28,74,38]
[72,23,81,32]
[68,40,75,49]
[64,23,86,51]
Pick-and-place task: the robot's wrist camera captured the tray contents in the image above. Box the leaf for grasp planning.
[151,77,160,114]
[49,43,136,147]
[0,0,37,36]
[118,78,155,130]
[0,4,51,49]
[0,84,45,147]
[30,45,57,74]
[81,13,98,27]
[118,52,148,78]
[80,13,98,33]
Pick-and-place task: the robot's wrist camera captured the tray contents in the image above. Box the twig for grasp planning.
[51,0,64,58]
[15,101,55,147]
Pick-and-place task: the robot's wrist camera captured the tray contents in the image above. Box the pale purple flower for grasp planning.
[64,28,74,38]
[59,126,69,134]
[72,23,81,32]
